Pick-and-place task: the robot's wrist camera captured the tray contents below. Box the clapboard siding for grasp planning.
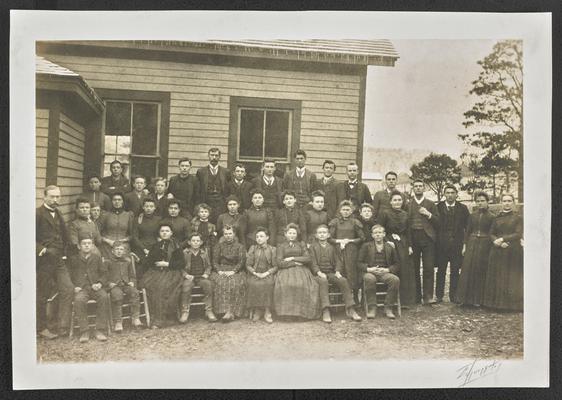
[36,109,49,207]
[58,113,85,221]
[45,53,362,179]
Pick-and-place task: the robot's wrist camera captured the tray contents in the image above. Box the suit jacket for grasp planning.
[167,174,199,215]
[315,176,339,220]
[251,175,284,209]
[283,168,318,207]
[106,255,136,287]
[36,205,68,257]
[183,248,212,276]
[124,191,149,216]
[372,189,409,220]
[196,165,230,203]
[335,181,372,212]
[225,180,253,211]
[436,201,470,251]
[100,174,131,197]
[358,241,400,275]
[309,241,343,275]
[68,252,108,289]
[408,197,440,242]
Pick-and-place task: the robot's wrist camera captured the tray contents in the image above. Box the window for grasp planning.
[103,100,161,180]
[229,97,301,178]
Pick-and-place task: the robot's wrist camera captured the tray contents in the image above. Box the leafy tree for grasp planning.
[459,40,523,201]
[410,153,462,201]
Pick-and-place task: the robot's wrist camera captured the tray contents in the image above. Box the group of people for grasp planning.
[36,147,524,343]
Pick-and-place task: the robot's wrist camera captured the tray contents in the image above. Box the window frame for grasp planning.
[228,96,301,171]
[96,88,170,180]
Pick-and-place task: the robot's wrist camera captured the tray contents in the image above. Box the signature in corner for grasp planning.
[456,359,502,387]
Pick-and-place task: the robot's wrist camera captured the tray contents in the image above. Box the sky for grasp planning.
[363,39,498,159]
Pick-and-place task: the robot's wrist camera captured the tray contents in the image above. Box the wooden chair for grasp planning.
[114,288,151,328]
[327,283,347,313]
[69,298,112,338]
[362,280,401,318]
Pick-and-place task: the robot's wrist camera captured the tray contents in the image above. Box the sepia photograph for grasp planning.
[10,11,551,389]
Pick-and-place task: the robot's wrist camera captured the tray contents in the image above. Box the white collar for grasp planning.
[348,180,358,185]
[445,201,456,207]
[44,204,56,213]
[263,175,275,184]
[234,178,244,184]
[323,175,333,182]
[296,167,306,177]
[208,164,219,174]
[413,196,425,205]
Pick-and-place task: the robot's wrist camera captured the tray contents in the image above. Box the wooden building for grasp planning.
[36,40,398,219]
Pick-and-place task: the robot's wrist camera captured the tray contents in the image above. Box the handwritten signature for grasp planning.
[456,359,502,387]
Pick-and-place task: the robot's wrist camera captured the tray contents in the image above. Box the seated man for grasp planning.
[180,233,217,322]
[358,224,401,319]
[106,241,142,332]
[310,225,362,323]
[68,236,110,343]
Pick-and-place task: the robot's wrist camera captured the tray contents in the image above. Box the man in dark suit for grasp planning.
[36,185,73,339]
[435,185,470,303]
[101,160,131,197]
[335,162,372,214]
[283,149,318,209]
[408,179,440,305]
[196,148,231,224]
[124,175,149,216]
[167,158,199,217]
[225,163,253,212]
[315,160,339,220]
[371,171,409,220]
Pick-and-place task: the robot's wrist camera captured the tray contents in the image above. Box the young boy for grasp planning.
[251,159,283,210]
[310,225,362,323]
[167,158,200,218]
[225,163,253,212]
[180,233,217,322]
[316,160,339,220]
[124,175,149,216]
[358,203,378,242]
[162,200,192,247]
[283,149,317,208]
[80,175,112,211]
[106,241,142,332]
[274,191,307,245]
[190,203,217,253]
[68,236,110,343]
[305,191,329,244]
[358,225,401,319]
[68,198,102,256]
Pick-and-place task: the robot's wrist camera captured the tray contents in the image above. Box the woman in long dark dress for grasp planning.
[274,223,320,320]
[241,190,276,249]
[456,191,494,306]
[99,192,134,259]
[141,223,186,328]
[378,191,416,306]
[210,225,247,321]
[482,194,523,311]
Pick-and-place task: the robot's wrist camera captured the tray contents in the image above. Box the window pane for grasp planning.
[239,109,264,159]
[265,110,290,159]
[132,103,159,155]
[117,136,131,155]
[105,102,131,136]
[131,157,157,182]
[104,135,118,154]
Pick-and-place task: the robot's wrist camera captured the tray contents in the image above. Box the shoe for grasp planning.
[384,307,396,319]
[114,321,123,332]
[132,318,142,328]
[251,309,262,322]
[322,309,332,323]
[94,330,108,341]
[222,312,234,322]
[151,324,160,330]
[264,311,273,324]
[436,298,444,304]
[366,305,376,319]
[347,308,362,321]
[423,297,434,307]
[39,328,58,340]
[179,305,190,324]
[79,332,89,343]
[206,311,218,322]
[58,328,69,337]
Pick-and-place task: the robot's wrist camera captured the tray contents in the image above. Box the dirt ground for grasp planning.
[37,301,523,363]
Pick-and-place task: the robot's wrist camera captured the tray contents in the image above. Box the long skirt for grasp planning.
[274,266,320,319]
[456,235,492,305]
[210,272,247,317]
[392,237,416,306]
[482,244,523,311]
[141,268,184,326]
[246,275,275,308]
[339,243,360,291]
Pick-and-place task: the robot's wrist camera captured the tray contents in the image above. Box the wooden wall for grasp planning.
[36,109,49,208]
[43,54,361,181]
[57,112,85,220]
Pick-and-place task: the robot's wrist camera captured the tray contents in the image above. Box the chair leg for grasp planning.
[362,281,368,316]
[69,307,75,338]
[142,288,150,328]
[397,293,402,318]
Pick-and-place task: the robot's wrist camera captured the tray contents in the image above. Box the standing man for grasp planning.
[372,171,409,220]
[196,148,230,224]
[283,149,317,209]
[36,186,73,339]
[315,160,339,220]
[408,179,440,305]
[124,175,149,216]
[251,159,284,210]
[435,185,469,303]
[80,175,112,211]
[225,163,253,212]
[101,160,131,197]
[167,158,199,217]
[335,162,372,214]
